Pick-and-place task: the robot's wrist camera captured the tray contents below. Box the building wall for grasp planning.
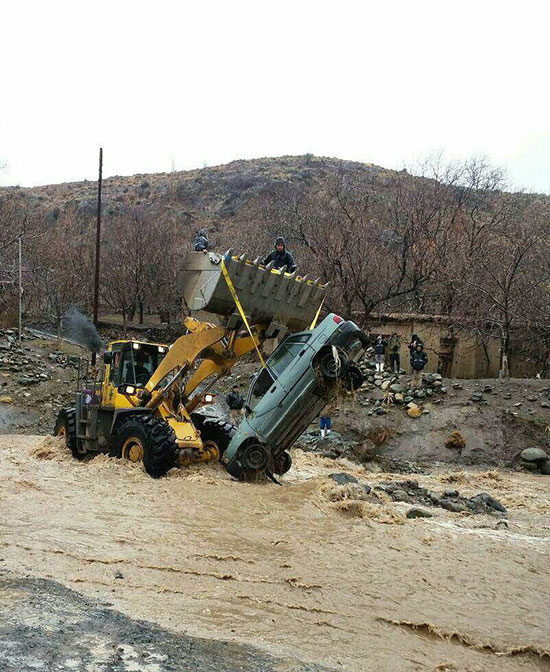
[368,317,540,379]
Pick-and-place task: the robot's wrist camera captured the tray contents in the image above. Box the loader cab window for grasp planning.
[117,343,167,387]
[248,367,275,409]
[109,346,124,387]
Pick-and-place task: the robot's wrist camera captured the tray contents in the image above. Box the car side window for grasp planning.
[268,341,305,376]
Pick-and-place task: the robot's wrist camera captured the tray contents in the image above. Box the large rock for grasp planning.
[541,460,550,475]
[329,473,358,486]
[390,383,406,394]
[407,405,422,418]
[520,447,548,463]
[469,492,507,513]
[407,508,433,519]
[381,380,391,391]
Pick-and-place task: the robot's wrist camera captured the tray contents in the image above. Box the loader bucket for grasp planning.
[180,251,328,331]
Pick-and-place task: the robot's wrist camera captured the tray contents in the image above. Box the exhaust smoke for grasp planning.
[63,308,104,353]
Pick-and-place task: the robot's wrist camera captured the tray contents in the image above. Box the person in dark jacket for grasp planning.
[408,333,423,354]
[194,229,209,253]
[388,332,401,373]
[410,343,428,388]
[263,237,296,272]
[374,335,388,372]
[226,385,244,423]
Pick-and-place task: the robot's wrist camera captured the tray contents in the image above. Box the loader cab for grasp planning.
[108,341,168,388]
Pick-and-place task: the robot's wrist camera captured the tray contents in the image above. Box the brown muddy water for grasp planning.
[1,435,549,671]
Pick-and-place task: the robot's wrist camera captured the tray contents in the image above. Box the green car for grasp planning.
[222,313,369,479]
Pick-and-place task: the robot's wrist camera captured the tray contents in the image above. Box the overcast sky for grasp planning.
[1,0,548,192]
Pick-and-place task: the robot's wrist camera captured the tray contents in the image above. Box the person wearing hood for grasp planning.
[410,343,428,389]
[263,237,296,272]
[194,229,209,253]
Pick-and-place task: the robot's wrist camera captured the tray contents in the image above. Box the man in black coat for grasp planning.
[194,229,209,253]
[263,237,297,272]
[226,385,244,424]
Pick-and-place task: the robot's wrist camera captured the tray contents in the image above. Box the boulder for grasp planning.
[407,508,433,519]
[469,492,507,513]
[423,373,435,385]
[329,473,358,486]
[443,489,459,498]
[440,499,468,513]
[394,393,404,404]
[407,406,422,418]
[541,460,550,475]
[391,488,410,502]
[381,380,391,391]
[390,383,406,394]
[520,447,547,463]
[471,393,483,402]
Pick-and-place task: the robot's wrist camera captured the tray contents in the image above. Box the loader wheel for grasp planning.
[272,451,292,475]
[317,346,349,380]
[54,408,83,460]
[191,414,237,458]
[114,415,178,478]
[345,364,364,391]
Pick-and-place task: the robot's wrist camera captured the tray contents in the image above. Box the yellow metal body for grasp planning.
[97,318,265,466]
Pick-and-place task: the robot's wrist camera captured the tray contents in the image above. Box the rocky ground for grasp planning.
[3,328,550,476]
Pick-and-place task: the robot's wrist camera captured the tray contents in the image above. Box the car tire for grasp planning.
[317,346,349,380]
[345,364,364,391]
[272,451,292,475]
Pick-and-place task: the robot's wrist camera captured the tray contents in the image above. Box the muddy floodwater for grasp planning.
[1,435,549,671]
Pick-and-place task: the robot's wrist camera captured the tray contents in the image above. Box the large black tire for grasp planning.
[191,414,237,458]
[114,415,178,479]
[54,408,84,460]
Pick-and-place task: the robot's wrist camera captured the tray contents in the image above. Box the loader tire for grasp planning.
[191,414,237,458]
[54,408,83,460]
[114,415,178,479]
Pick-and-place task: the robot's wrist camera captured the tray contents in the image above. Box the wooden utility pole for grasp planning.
[18,234,22,344]
[92,147,103,364]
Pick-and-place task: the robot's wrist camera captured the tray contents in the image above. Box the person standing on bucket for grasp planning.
[263,236,297,272]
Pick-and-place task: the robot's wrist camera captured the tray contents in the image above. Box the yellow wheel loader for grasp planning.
[54,250,328,478]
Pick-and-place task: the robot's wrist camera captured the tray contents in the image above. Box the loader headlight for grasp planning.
[118,384,136,395]
[204,393,215,404]
[132,343,141,350]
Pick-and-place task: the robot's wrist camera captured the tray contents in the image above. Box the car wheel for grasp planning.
[318,346,349,380]
[272,451,292,475]
[241,442,269,472]
[345,364,364,391]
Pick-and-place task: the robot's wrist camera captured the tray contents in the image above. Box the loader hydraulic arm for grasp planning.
[144,323,227,411]
[182,316,267,412]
